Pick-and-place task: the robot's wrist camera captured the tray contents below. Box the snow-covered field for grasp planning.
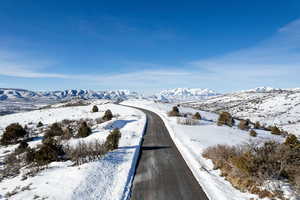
[0,100,146,200]
[122,100,297,200]
[182,88,300,136]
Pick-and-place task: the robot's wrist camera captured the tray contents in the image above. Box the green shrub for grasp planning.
[249,130,257,137]
[92,105,99,112]
[238,119,250,130]
[102,109,113,121]
[44,123,64,138]
[15,141,29,154]
[37,121,43,128]
[168,106,180,117]
[104,128,121,151]
[77,122,91,138]
[217,112,234,127]
[35,138,64,165]
[25,148,36,164]
[0,123,27,145]
[192,112,201,120]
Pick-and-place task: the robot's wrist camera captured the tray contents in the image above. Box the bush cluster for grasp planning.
[33,138,65,165]
[1,114,123,180]
[77,121,91,138]
[203,137,300,198]
[249,129,257,137]
[167,106,180,117]
[0,123,27,145]
[37,121,43,128]
[102,109,113,121]
[104,128,121,151]
[92,105,99,112]
[44,123,64,138]
[192,112,201,120]
[217,112,234,127]
[270,126,281,135]
[254,121,261,129]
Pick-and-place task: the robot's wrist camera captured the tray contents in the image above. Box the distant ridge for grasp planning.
[0,88,139,102]
[153,88,220,102]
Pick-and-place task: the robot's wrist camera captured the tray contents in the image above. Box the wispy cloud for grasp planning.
[0,50,67,78]
[2,19,300,92]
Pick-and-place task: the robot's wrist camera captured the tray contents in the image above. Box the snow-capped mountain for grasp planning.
[154,88,219,102]
[0,88,139,101]
[0,88,140,115]
[183,87,300,135]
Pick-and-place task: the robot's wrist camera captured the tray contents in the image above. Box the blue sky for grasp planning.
[0,0,300,94]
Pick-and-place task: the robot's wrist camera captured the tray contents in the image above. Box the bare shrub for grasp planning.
[92,105,99,112]
[295,175,300,193]
[64,140,107,165]
[104,128,121,151]
[0,152,22,180]
[284,134,300,148]
[217,112,234,127]
[167,106,180,117]
[102,109,113,121]
[77,121,91,138]
[270,126,281,135]
[238,119,250,131]
[202,140,300,198]
[0,123,27,145]
[254,121,261,129]
[192,112,201,120]
[249,130,257,137]
[177,117,198,125]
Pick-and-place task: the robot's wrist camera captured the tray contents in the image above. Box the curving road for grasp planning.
[129,107,209,200]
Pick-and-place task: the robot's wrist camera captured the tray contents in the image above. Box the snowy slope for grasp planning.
[152,88,219,102]
[121,100,296,200]
[0,101,146,200]
[183,88,300,136]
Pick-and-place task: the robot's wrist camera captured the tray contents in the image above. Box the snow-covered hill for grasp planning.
[0,88,140,115]
[183,87,300,135]
[153,88,219,102]
[0,101,146,199]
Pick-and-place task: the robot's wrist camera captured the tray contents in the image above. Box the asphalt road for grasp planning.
[129,107,209,200]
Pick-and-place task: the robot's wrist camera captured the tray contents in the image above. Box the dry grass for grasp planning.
[202,138,300,198]
[177,117,199,125]
[64,140,107,165]
[217,112,234,127]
